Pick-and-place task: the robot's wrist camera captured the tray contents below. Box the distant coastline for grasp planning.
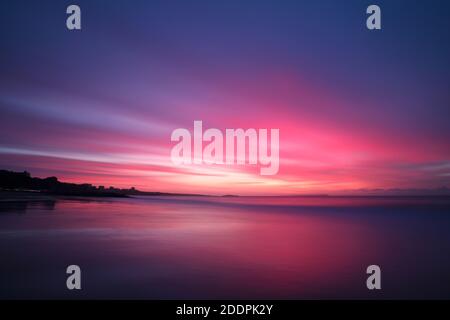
[1,169,449,198]
[0,169,208,198]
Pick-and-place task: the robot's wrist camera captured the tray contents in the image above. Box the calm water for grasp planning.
[1,194,450,299]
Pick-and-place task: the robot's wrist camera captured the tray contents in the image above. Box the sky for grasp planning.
[0,0,449,195]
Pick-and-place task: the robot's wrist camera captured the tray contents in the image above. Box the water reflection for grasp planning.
[0,195,450,299]
[0,199,55,214]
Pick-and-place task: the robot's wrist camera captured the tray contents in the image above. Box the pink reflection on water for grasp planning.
[6,196,380,297]
[2,195,450,298]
